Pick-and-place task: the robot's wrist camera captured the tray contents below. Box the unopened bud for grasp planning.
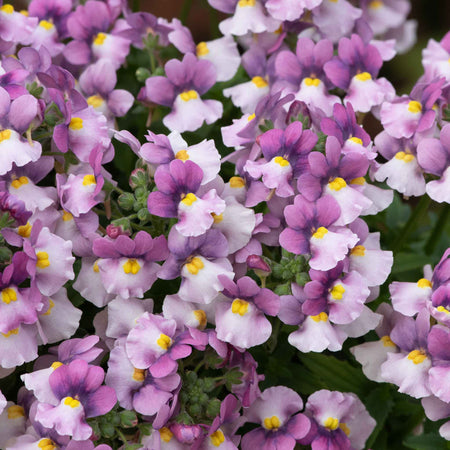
[247,254,271,277]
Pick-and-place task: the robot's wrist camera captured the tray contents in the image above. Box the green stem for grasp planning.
[425,205,450,255]
[116,428,129,445]
[180,0,193,25]
[393,195,431,254]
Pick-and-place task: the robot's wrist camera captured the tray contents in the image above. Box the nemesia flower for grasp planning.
[265,0,322,21]
[241,386,311,450]
[214,275,280,348]
[138,53,222,133]
[92,231,168,299]
[422,31,450,82]
[279,194,358,271]
[360,0,411,36]
[301,389,376,450]
[34,359,117,440]
[147,159,225,237]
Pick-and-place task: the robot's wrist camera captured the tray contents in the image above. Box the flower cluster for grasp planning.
[0,0,448,449]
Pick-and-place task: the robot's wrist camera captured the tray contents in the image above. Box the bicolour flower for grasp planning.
[416,122,450,203]
[380,310,432,398]
[274,37,340,117]
[422,31,450,82]
[34,359,117,441]
[215,275,280,349]
[138,53,222,133]
[140,131,221,185]
[147,159,225,237]
[125,312,207,378]
[298,136,372,225]
[241,386,311,450]
[361,0,411,36]
[279,194,358,271]
[380,77,444,139]
[92,231,168,299]
[213,0,280,37]
[244,121,317,200]
[301,389,375,450]
[158,228,234,304]
[324,34,395,112]
[266,0,322,21]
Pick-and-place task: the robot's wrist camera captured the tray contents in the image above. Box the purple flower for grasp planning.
[241,386,311,450]
[147,159,225,237]
[302,389,375,450]
[138,53,222,133]
[34,359,117,440]
[215,275,280,348]
[279,194,358,271]
[92,231,168,299]
[0,191,31,227]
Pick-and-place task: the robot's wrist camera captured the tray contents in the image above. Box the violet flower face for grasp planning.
[279,194,358,271]
[148,159,225,237]
[34,359,117,441]
[138,53,223,133]
[241,386,311,450]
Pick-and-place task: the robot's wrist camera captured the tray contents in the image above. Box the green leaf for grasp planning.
[403,433,447,450]
[391,252,431,275]
[298,353,372,397]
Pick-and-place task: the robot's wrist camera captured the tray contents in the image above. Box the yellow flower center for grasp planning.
[194,309,207,329]
[64,397,81,408]
[2,287,17,304]
[185,256,204,275]
[330,284,345,300]
[348,136,363,145]
[369,0,383,8]
[7,405,25,419]
[417,278,432,288]
[69,117,83,130]
[132,367,146,382]
[408,101,422,114]
[87,95,104,108]
[43,299,55,316]
[93,32,107,46]
[82,174,96,186]
[212,213,223,224]
[304,77,321,87]
[247,113,256,121]
[123,258,141,275]
[340,423,350,436]
[210,429,225,446]
[350,177,365,185]
[407,349,427,364]
[62,211,73,221]
[180,90,198,102]
[311,312,328,322]
[437,306,450,314]
[51,361,63,370]
[252,76,268,88]
[196,41,209,57]
[0,4,14,14]
[380,335,396,347]
[229,176,245,188]
[0,129,11,142]
[18,221,32,237]
[38,438,57,450]
[355,72,372,82]
[157,333,172,350]
[181,192,197,206]
[238,0,256,6]
[231,298,249,316]
[328,177,347,191]
[324,416,339,430]
[175,149,189,161]
[160,427,173,442]
[263,415,281,430]
[93,261,100,273]
[274,156,290,167]
[39,20,54,30]
[312,227,328,239]
[351,245,365,256]
[36,251,50,269]
[11,176,29,189]
[394,151,415,162]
